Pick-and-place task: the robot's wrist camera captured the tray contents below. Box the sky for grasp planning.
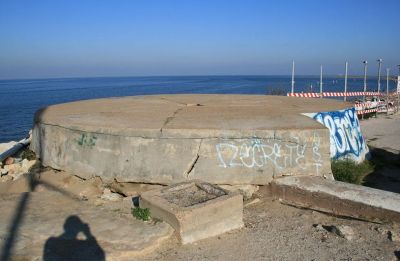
[0,0,399,79]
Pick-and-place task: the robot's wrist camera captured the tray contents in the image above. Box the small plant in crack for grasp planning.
[132,207,151,221]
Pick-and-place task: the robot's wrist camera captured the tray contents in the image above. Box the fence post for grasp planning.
[291,60,295,94]
[320,65,323,98]
[386,68,390,115]
[362,61,368,120]
[344,62,348,101]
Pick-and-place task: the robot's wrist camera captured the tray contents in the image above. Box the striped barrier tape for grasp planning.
[354,101,386,109]
[287,91,381,97]
[357,109,377,115]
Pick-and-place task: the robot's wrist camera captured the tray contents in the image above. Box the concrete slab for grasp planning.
[271,176,400,222]
[0,191,173,260]
[31,94,352,184]
[140,181,243,244]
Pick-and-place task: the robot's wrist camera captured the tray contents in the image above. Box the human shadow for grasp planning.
[43,215,105,261]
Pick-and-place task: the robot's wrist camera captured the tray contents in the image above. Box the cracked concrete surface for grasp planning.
[31,94,350,184]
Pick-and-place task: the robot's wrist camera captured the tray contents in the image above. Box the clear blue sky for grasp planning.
[0,0,399,79]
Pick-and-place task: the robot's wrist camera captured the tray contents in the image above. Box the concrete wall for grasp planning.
[303,107,369,163]
[31,124,333,185]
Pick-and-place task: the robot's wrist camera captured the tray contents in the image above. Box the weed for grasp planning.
[132,207,150,221]
[331,159,374,184]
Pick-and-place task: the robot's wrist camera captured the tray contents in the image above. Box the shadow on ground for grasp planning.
[363,147,400,194]
[0,164,104,261]
[43,215,105,261]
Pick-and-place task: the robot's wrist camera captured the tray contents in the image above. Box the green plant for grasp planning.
[331,159,374,184]
[132,207,150,221]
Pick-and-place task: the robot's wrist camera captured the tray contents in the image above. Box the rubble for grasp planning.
[219,184,259,200]
[331,225,355,241]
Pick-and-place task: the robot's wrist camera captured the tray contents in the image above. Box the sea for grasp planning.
[0,75,396,143]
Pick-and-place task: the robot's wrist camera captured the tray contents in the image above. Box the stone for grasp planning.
[0,168,8,176]
[271,176,400,223]
[244,198,261,207]
[34,170,103,200]
[3,159,36,180]
[4,157,14,165]
[313,224,326,232]
[388,230,400,242]
[332,225,354,240]
[219,184,259,200]
[0,174,13,182]
[140,180,244,244]
[101,188,123,201]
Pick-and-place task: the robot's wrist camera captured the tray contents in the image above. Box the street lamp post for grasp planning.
[320,65,323,98]
[291,60,295,94]
[386,68,390,115]
[344,61,348,101]
[362,61,368,119]
[377,59,382,94]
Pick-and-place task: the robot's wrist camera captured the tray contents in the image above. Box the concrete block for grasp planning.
[271,176,400,223]
[140,181,244,244]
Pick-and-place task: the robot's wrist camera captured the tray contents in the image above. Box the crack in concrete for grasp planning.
[184,139,202,178]
[160,107,185,134]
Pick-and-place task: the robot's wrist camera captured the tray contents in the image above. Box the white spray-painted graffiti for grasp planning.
[304,107,369,163]
[216,133,323,174]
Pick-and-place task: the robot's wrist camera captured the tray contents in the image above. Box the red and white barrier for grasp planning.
[287,91,380,97]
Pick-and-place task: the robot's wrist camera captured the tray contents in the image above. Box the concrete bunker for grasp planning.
[30,94,367,185]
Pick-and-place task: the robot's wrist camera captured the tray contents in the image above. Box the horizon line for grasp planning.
[1,73,397,82]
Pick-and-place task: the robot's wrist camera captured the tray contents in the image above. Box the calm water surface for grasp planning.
[0,75,395,143]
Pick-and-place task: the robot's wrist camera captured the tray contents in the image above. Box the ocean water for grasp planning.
[0,75,396,143]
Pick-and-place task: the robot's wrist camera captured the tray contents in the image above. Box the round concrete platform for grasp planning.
[31,95,354,184]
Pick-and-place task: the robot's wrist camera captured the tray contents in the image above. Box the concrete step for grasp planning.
[271,176,400,223]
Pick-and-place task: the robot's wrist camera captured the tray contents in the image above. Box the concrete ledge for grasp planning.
[271,176,400,223]
[140,181,243,244]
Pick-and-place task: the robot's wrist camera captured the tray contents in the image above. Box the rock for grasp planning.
[0,174,13,182]
[4,157,14,165]
[21,159,37,172]
[332,225,354,240]
[0,141,17,154]
[244,198,261,207]
[313,224,326,232]
[219,184,259,200]
[388,230,400,242]
[101,188,123,201]
[0,168,8,176]
[37,170,103,199]
[374,226,389,235]
[3,159,37,180]
[110,181,164,197]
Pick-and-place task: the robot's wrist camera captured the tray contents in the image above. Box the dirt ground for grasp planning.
[1,113,399,260]
[134,113,400,261]
[136,188,399,261]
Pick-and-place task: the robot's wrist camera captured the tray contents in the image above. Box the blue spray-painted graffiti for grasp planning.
[304,107,369,163]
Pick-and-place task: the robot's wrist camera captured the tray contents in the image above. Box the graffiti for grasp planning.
[215,134,323,174]
[76,133,97,148]
[304,107,369,162]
